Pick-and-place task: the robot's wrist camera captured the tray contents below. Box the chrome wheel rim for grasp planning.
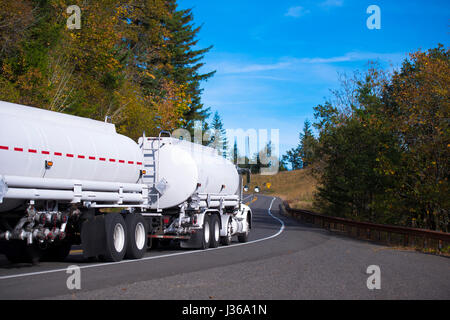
[135,222,146,250]
[204,220,210,244]
[227,221,232,241]
[214,220,220,242]
[113,223,125,252]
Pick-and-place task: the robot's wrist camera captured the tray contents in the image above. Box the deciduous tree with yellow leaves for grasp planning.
[311,45,449,231]
[0,0,213,141]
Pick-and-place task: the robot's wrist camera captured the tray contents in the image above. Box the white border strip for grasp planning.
[0,196,283,281]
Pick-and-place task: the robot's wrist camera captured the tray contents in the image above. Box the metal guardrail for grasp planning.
[282,201,450,253]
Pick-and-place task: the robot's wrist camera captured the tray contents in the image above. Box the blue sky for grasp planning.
[178,0,449,158]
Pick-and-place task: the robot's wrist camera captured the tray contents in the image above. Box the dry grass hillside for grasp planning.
[246,168,318,211]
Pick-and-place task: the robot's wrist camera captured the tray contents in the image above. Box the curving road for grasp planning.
[0,195,449,300]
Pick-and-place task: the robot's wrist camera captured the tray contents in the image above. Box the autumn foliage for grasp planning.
[309,45,449,232]
[0,0,212,140]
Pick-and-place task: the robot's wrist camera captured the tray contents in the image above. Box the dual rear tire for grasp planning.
[199,214,221,249]
[100,212,148,262]
[209,215,220,248]
[125,213,148,260]
[220,218,233,246]
[220,217,250,245]
[238,218,250,243]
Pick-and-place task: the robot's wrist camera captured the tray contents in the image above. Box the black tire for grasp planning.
[124,213,148,260]
[100,213,128,262]
[209,214,220,248]
[200,215,211,249]
[238,232,249,243]
[220,218,233,246]
[238,217,250,243]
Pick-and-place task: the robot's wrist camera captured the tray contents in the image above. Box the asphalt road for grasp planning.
[0,195,449,300]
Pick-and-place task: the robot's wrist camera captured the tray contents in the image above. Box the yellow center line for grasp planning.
[245,196,258,206]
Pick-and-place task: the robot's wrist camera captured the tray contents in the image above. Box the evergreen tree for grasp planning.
[282,119,315,170]
[278,158,288,172]
[299,119,315,168]
[281,148,302,170]
[163,1,215,129]
[232,138,239,164]
[210,111,228,157]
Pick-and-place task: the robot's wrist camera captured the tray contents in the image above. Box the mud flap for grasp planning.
[180,231,201,249]
[80,215,106,258]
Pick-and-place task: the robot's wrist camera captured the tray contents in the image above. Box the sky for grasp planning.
[177,0,449,158]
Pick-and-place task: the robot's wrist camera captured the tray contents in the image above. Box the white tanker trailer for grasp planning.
[0,101,252,263]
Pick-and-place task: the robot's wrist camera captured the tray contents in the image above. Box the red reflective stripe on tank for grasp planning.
[4,146,136,166]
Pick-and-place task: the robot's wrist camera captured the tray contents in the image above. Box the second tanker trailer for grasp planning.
[0,101,253,263]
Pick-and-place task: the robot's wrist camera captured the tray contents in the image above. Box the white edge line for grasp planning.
[0,196,284,281]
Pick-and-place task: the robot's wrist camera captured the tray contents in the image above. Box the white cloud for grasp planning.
[320,0,344,8]
[292,51,406,65]
[201,48,407,156]
[285,6,311,18]
[219,61,291,74]
[210,51,405,76]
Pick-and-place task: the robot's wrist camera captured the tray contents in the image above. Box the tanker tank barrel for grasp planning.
[0,102,252,263]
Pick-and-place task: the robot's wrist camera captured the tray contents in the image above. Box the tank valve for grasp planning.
[0,231,11,241]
